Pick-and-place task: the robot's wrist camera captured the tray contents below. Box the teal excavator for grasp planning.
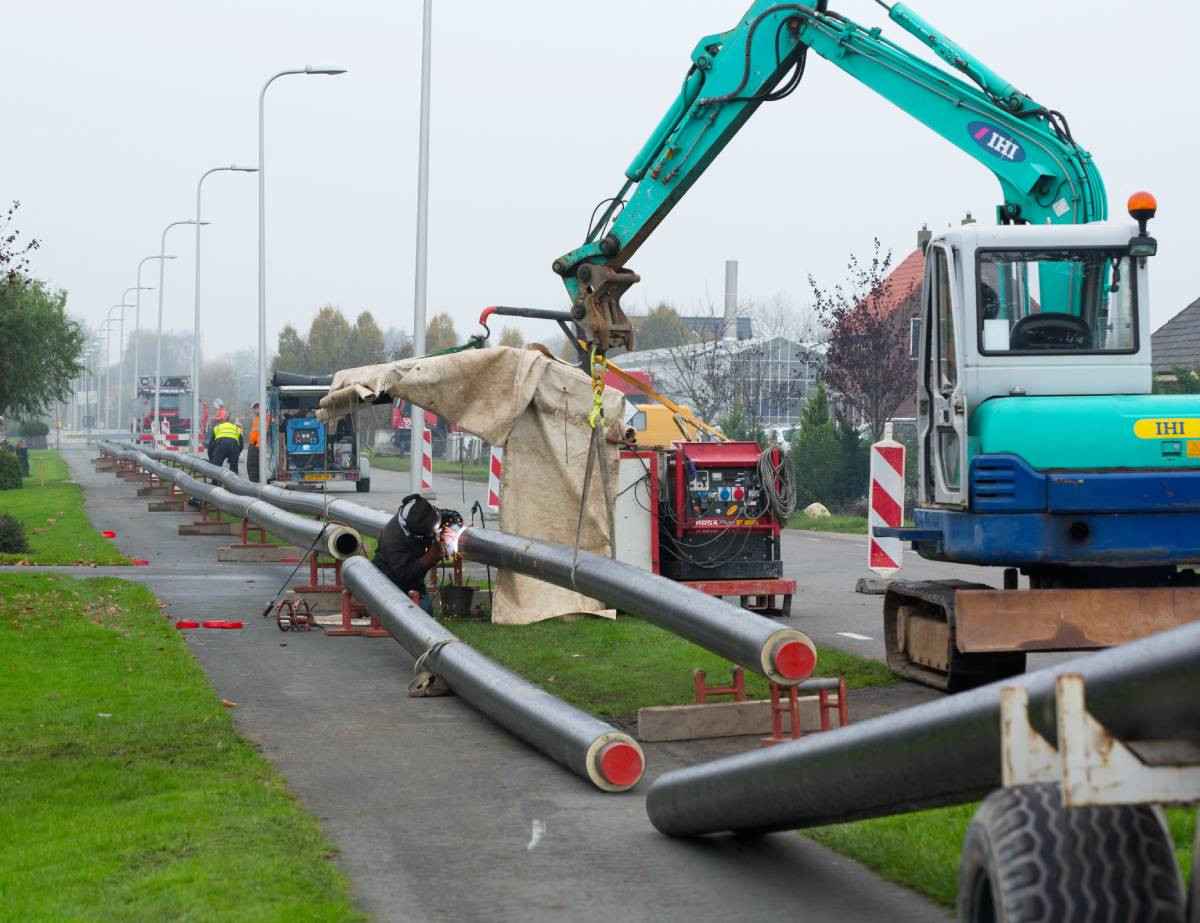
[545,1,1200,691]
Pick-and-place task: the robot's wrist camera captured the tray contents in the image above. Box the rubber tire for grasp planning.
[356,477,370,493]
[246,447,259,483]
[958,782,1185,922]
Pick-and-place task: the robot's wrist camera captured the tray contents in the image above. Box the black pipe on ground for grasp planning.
[456,528,816,686]
[340,556,644,792]
[645,619,1200,837]
[135,445,816,686]
[101,445,361,560]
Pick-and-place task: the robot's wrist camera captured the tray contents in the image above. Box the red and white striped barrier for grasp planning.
[487,445,503,512]
[867,424,905,577]
[422,427,433,492]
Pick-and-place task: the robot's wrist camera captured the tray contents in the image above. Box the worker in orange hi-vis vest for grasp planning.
[246,400,271,482]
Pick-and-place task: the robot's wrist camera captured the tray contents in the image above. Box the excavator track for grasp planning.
[883,580,1027,692]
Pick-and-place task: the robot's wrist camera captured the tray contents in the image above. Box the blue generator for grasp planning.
[286,417,326,471]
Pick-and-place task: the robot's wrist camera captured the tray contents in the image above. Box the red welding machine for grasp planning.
[658,441,784,582]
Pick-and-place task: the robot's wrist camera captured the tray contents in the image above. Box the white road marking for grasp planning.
[837,632,873,641]
[526,819,545,851]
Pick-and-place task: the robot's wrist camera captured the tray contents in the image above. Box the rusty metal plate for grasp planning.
[955,587,1200,653]
[903,612,950,671]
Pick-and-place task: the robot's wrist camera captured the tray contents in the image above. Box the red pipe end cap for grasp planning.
[773,638,817,681]
[201,620,244,630]
[598,741,643,788]
[101,530,116,538]
[175,621,200,630]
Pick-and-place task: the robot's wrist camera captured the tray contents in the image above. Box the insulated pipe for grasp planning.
[127,446,815,685]
[456,528,815,686]
[102,445,361,561]
[340,555,645,792]
[645,619,1200,837]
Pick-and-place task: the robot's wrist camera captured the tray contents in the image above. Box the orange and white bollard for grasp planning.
[867,422,905,577]
[487,445,503,513]
[421,428,433,492]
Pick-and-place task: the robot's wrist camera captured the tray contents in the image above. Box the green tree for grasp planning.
[273,324,307,373]
[789,386,843,509]
[425,312,460,353]
[635,303,693,350]
[348,311,387,368]
[719,401,764,445]
[0,280,84,420]
[305,306,354,374]
[498,326,525,349]
[200,359,239,412]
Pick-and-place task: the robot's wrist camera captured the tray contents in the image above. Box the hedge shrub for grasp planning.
[17,419,49,438]
[0,512,27,553]
[0,449,23,490]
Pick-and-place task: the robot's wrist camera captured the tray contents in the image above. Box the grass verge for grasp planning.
[787,513,869,534]
[804,801,1195,908]
[443,614,897,720]
[366,448,490,483]
[0,574,360,920]
[0,450,127,565]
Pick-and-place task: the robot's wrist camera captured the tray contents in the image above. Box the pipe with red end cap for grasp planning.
[456,528,815,685]
[341,555,645,792]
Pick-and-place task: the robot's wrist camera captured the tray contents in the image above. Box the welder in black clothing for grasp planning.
[373,494,454,615]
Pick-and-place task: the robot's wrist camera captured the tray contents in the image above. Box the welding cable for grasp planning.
[758,446,797,520]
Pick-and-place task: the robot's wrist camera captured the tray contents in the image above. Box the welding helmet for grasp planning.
[399,494,439,538]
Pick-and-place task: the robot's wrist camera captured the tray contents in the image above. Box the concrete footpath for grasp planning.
[48,448,947,922]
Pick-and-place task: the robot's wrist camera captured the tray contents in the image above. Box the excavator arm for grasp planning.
[554,0,1107,351]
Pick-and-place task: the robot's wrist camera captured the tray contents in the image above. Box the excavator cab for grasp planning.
[916,216,1156,513]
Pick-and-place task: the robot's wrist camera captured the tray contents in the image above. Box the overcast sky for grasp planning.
[4,0,1197,366]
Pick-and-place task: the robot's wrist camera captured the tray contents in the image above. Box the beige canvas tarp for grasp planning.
[317,346,626,624]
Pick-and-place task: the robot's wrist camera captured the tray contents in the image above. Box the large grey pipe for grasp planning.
[456,528,815,686]
[102,444,361,561]
[645,619,1200,837]
[140,447,815,686]
[340,555,644,792]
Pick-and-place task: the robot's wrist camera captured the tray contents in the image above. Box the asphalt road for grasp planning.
[50,447,949,922]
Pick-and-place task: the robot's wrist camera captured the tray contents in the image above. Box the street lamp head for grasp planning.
[163,255,177,260]
[305,65,347,75]
[231,164,259,172]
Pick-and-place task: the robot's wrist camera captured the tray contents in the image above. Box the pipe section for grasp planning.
[456,528,815,685]
[340,556,644,791]
[102,444,361,561]
[124,444,816,684]
[645,619,1200,837]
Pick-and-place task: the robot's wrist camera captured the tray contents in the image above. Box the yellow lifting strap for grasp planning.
[572,336,727,442]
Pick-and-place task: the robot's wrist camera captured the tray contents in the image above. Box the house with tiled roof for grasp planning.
[1151,296,1200,377]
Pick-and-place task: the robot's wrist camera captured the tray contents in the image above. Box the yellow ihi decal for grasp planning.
[1133,418,1200,439]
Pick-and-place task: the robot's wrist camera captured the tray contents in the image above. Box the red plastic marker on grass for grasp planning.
[202,620,244,630]
[175,621,200,630]
[101,530,116,538]
[131,559,149,566]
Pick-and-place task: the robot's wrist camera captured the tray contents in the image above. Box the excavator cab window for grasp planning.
[977,249,1136,354]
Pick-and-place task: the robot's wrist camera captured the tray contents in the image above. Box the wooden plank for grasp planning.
[637,695,840,742]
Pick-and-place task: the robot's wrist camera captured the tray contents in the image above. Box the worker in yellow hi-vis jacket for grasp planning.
[207,417,243,474]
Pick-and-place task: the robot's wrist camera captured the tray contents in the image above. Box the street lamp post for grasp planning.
[257,64,347,483]
[135,255,171,435]
[121,286,151,431]
[194,164,257,453]
[154,220,207,447]
[411,0,433,495]
[104,303,133,430]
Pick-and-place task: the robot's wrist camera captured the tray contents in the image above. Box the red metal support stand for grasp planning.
[692,666,747,704]
[326,588,389,638]
[818,678,849,732]
[761,682,803,747]
[232,517,274,549]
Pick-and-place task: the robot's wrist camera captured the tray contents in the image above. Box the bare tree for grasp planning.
[749,291,823,345]
[811,238,917,442]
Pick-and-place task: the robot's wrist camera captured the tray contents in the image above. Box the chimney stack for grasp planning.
[723,260,738,341]
[917,223,931,252]
[961,211,976,225]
